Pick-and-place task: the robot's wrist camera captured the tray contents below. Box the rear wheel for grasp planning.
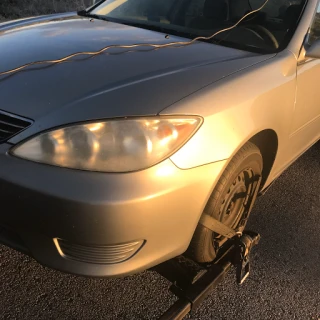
[187,142,263,263]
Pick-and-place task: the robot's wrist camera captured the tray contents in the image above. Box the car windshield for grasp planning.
[90,0,306,53]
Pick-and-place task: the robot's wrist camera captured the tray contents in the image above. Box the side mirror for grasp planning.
[305,39,320,59]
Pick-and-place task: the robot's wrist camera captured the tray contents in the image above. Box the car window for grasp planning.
[308,2,320,45]
[92,0,307,54]
[184,0,206,26]
[98,0,176,21]
[249,0,302,17]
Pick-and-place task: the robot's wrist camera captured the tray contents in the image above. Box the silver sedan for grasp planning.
[0,0,319,277]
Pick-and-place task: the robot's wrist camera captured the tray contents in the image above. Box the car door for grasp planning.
[290,3,320,157]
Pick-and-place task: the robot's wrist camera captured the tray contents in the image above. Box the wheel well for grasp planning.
[249,130,278,187]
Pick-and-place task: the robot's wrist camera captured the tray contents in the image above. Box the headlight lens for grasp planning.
[12,117,202,172]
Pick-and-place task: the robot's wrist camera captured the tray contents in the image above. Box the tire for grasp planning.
[187,142,263,263]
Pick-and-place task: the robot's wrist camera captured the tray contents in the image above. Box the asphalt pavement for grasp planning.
[0,142,319,320]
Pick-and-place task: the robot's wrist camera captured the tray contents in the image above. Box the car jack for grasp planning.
[154,231,260,320]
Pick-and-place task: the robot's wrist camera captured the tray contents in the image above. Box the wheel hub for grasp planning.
[214,169,255,242]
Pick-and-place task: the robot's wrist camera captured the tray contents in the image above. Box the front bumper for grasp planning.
[0,143,226,277]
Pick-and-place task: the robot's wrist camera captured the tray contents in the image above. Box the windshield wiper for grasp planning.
[77,12,186,37]
[78,10,195,39]
[77,10,110,22]
[117,20,195,39]
[199,37,272,54]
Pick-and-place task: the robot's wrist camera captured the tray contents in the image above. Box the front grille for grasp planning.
[54,239,145,265]
[0,110,32,143]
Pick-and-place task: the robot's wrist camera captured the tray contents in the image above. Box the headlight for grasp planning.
[11,117,202,172]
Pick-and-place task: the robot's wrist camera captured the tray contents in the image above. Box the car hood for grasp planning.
[0,14,274,141]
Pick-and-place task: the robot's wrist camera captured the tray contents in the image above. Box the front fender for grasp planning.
[163,50,297,178]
